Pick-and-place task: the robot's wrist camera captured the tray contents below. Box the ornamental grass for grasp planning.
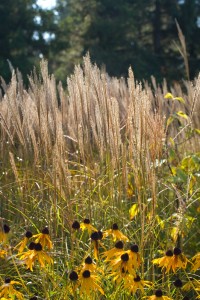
[0,56,200,299]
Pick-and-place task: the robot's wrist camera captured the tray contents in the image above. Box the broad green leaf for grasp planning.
[129,203,139,220]
[173,97,185,103]
[176,111,188,119]
[164,93,173,99]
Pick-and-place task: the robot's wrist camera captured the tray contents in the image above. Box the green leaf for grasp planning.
[176,111,188,119]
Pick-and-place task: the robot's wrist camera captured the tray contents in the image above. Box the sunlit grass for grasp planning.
[0,57,200,299]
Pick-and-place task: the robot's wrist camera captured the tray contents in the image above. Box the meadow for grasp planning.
[0,55,200,299]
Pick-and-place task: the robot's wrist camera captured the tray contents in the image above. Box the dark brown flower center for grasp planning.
[42,227,49,234]
[174,247,182,255]
[25,231,33,238]
[83,219,90,224]
[34,243,42,251]
[155,289,163,297]
[72,221,80,230]
[69,271,78,281]
[115,241,123,249]
[112,223,118,230]
[121,253,129,262]
[174,279,183,288]
[5,278,11,284]
[130,244,139,253]
[28,242,36,250]
[82,270,90,278]
[85,256,93,264]
[3,224,10,233]
[91,231,99,241]
[134,275,141,282]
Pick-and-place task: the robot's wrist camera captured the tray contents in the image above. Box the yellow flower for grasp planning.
[33,227,53,249]
[153,248,188,273]
[126,244,142,269]
[80,219,97,234]
[109,252,136,276]
[110,267,128,284]
[79,269,104,297]
[81,256,97,272]
[171,248,189,272]
[19,242,53,271]
[145,289,172,300]
[0,248,7,259]
[0,278,23,300]
[90,231,104,260]
[104,223,129,242]
[14,231,33,253]
[124,274,152,294]
[0,224,10,244]
[182,278,200,291]
[102,241,124,261]
[191,252,200,272]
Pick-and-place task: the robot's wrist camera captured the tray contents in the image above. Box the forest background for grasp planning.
[0,0,200,84]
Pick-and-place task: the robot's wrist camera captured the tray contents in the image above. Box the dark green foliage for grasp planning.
[0,0,55,82]
[53,0,200,82]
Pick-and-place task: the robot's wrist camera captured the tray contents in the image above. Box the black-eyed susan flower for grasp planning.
[0,278,23,300]
[172,248,189,272]
[145,289,172,300]
[91,231,100,260]
[109,252,135,276]
[153,248,188,273]
[80,219,97,234]
[102,241,124,261]
[104,223,129,242]
[152,249,173,273]
[33,227,53,250]
[127,244,142,270]
[81,256,97,272]
[79,269,104,297]
[191,252,200,272]
[19,242,53,271]
[0,224,10,243]
[14,231,33,253]
[124,274,152,294]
